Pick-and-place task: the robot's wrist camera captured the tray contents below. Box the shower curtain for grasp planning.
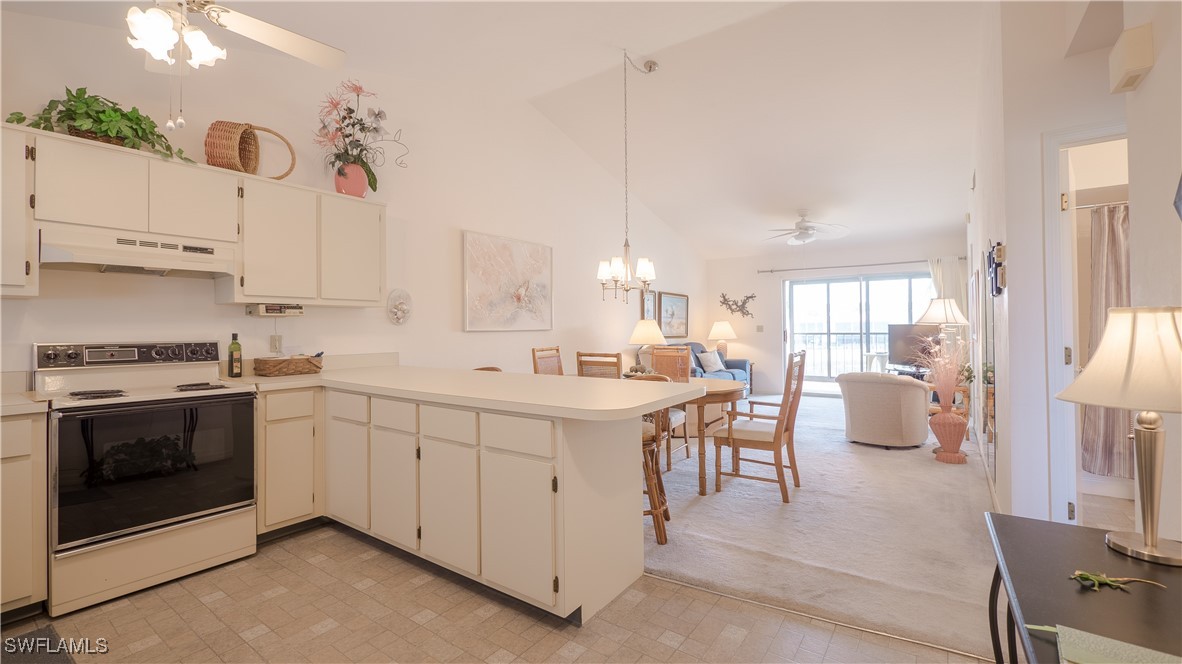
[1081,203,1132,478]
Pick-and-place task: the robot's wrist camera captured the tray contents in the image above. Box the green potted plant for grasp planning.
[6,87,191,162]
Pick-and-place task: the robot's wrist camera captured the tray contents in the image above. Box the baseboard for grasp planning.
[1079,472,1134,499]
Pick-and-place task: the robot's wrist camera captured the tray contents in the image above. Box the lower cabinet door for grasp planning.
[1,455,33,604]
[419,437,478,575]
[370,428,418,549]
[326,418,369,528]
[480,451,556,606]
[264,419,315,527]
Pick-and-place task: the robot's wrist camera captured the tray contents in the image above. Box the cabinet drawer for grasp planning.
[420,406,476,445]
[265,391,314,422]
[372,398,417,432]
[1,418,32,459]
[480,413,554,458]
[327,391,368,423]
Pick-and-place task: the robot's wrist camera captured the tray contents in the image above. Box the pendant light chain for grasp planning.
[623,50,630,243]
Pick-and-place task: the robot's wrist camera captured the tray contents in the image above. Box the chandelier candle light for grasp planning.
[597,53,658,303]
[1057,306,1182,566]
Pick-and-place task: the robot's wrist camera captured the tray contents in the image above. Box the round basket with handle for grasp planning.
[204,121,296,180]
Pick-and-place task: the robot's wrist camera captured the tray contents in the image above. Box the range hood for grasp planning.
[39,222,236,277]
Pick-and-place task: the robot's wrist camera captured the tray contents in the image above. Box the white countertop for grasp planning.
[2,391,48,417]
[321,365,705,421]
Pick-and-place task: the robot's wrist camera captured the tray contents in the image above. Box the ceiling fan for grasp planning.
[766,210,849,245]
[127,0,346,69]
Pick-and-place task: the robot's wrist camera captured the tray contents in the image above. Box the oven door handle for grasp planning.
[55,393,256,418]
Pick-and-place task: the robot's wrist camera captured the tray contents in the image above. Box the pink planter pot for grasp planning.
[334,164,368,198]
[929,410,968,464]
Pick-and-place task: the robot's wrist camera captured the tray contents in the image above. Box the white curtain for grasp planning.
[927,256,968,316]
[1081,204,1132,478]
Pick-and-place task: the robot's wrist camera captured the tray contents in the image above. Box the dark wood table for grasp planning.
[985,512,1182,663]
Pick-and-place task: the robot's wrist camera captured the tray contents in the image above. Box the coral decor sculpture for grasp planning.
[720,293,756,318]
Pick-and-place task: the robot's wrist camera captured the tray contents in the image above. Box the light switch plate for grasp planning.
[756,325,764,333]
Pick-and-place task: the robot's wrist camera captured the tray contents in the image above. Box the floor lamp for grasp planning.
[1057,307,1182,566]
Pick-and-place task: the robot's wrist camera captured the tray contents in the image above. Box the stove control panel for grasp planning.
[35,342,220,369]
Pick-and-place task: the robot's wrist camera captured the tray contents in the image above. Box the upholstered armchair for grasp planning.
[834,372,930,448]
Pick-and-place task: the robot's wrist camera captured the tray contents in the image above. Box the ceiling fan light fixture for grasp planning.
[182,25,226,68]
[126,6,179,64]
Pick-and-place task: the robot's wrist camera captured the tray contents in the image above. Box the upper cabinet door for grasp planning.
[149,161,238,242]
[1,129,32,289]
[319,196,382,303]
[242,179,317,299]
[34,135,148,231]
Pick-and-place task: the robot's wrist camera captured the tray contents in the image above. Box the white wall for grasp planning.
[705,230,966,395]
[0,11,710,374]
[1122,1,1181,540]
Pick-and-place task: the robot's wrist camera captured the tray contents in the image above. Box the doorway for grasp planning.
[1047,130,1134,529]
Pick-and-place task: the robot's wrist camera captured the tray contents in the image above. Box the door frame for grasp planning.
[1042,121,1127,525]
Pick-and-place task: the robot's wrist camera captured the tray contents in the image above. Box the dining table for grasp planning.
[685,377,749,495]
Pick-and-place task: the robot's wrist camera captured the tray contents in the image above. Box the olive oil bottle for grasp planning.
[228,333,243,378]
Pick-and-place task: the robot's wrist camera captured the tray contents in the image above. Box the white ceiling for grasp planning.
[4,1,984,261]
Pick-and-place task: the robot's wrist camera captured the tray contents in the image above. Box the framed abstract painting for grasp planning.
[463,231,553,331]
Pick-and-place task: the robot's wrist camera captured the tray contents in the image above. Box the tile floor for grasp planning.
[1079,493,1135,532]
[3,524,990,664]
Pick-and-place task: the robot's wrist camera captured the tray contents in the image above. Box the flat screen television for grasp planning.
[887,324,940,367]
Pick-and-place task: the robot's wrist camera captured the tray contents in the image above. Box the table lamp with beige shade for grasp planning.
[1057,306,1182,566]
[708,321,737,357]
[916,298,969,332]
[629,319,666,373]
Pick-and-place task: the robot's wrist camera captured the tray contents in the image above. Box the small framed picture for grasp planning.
[657,292,689,338]
[640,290,656,320]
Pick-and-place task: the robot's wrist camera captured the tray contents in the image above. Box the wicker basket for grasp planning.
[253,356,323,377]
[67,126,126,146]
[204,121,296,180]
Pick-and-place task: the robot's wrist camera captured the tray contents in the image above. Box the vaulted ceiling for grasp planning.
[5,1,984,260]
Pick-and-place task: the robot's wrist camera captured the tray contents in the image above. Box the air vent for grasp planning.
[161,243,179,250]
[139,241,159,248]
[116,238,136,246]
[99,265,170,276]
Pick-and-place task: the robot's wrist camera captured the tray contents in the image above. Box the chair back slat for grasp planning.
[576,352,624,379]
[651,345,692,383]
[777,350,807,440]
[532,346,564,375]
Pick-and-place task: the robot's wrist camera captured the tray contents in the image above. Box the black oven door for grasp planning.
[51,393,255,552]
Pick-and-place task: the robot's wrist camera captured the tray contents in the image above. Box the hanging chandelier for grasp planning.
[597,52,658,303]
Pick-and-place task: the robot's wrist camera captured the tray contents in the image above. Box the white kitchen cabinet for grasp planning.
[258,388,321,533]
[480,450,555,606]
[240,179,318,301]
[34,134,149,232]
[326,391,370,529]
[419,435,479,575]
[148,160,239,242]
[370,428,418,549]
[319,195,382,304]
[1,413,47,612]
[1,127,37,297]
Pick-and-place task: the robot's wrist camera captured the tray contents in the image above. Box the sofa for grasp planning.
[834,372,930,447]
[639,342,751,386]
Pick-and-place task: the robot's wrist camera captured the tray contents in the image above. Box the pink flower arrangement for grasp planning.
[316,80,407,192]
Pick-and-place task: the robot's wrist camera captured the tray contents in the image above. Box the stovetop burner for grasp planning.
[67,389,127,400]
[175,383,229,392]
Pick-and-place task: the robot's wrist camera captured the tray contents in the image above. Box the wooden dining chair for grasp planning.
[575,352,624,379]
[715,350,806,503]
[473,366,502,372]
[531,346,563,375]
[631,374,672,543]
[650,346,692,470]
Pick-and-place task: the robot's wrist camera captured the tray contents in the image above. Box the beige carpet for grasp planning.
[644,396,998,658]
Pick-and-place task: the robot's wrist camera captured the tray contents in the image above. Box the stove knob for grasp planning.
[43,350,59,362]
[168,346,183,358]
[203,346,217,357]
[187,347,201,358]
[151,348,166,360]
[66,351,80,361]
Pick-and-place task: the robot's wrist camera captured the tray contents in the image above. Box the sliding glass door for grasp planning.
[786,274,933,380]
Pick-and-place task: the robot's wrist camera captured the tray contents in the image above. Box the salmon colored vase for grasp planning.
[334,163,368,198]
[930,407,968,464]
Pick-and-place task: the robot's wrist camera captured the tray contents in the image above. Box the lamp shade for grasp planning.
[708,321,737,341]
[126,6,178,64]
[1057,307,1182,413]
[629,319,667,345]
[916,298,969,326]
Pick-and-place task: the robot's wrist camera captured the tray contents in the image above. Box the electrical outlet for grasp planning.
[270,335,283,353]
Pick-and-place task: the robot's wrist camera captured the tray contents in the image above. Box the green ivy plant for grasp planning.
[6,87,191,162]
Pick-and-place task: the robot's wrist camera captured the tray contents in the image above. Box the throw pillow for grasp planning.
[697,350,726,373]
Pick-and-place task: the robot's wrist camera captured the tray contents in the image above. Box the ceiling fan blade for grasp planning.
[811,223,850,237]
[206,7,345,69]
[765,230,801,241]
